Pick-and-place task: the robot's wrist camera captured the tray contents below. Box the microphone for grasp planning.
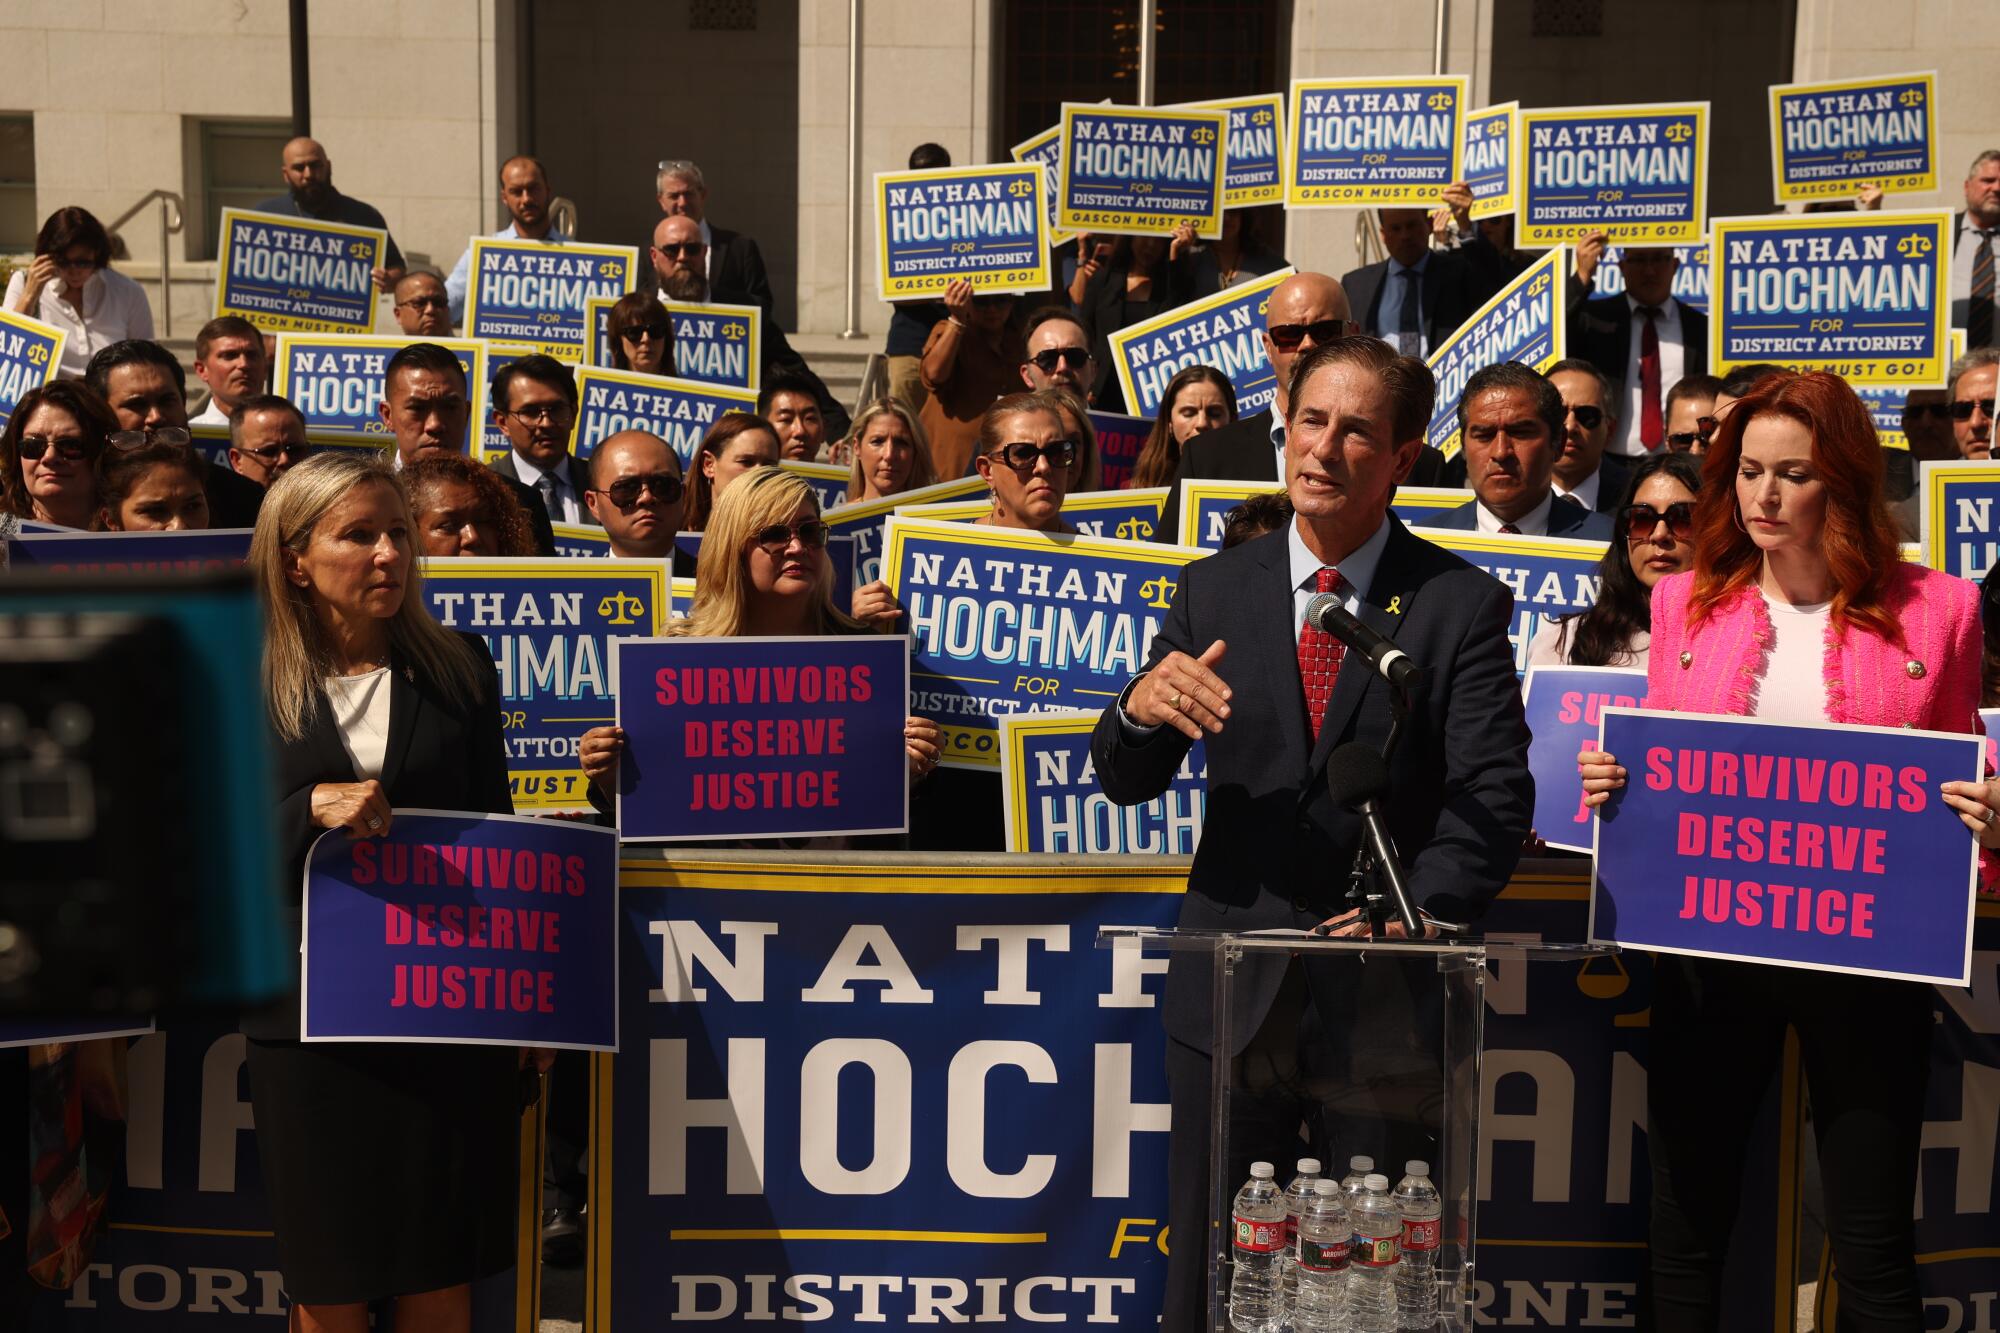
[1324,741,1422,937]
[1304,592,1420,693]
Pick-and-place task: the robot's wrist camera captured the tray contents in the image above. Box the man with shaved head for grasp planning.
[254,136,404,291]
[1158,271,1447,540]
[584,431,685,562]
[446,155,570,326]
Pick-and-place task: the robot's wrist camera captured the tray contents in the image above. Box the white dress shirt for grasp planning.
[1267,401,1289,480]
[1551,466,1602,512]
[508,450,583,526]
[445,221,573,325]
[699,218,717,285]
[188,399,231,428]
[3,267,156,379]
[1475,492,1556,535]
[1612,296,1685,456]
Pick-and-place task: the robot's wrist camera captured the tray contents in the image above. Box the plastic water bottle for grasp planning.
[1341,1154,1375,1202]
[1347,1173,1402,1332]
[1394,1160,1442,1329]
[1292,1178,1351,1332]
[1281,1157,1322,1313]
[1230,1161,1287,1333]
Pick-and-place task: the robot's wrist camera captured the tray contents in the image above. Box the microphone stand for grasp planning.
[1344,678,1423,938]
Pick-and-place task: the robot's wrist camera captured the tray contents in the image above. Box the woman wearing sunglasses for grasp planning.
[918,278,1024,479]
[405,454,538,558]
[1130,365,1238,490]
[0,380,118,530]
[684,412,781,531]
[576,468,942,813]
[95,437,211,532]
[3,208,154,379]
[605,291,675,378]
[1579,371,2000,1330]
[841,398,938,504]
[1526,451,1702,668]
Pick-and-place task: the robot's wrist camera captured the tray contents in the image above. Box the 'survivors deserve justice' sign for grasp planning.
[1056,103,1228,239]
[1517,103,1709,247]
[874,163,1051,301]
[214,208,385,334]
[1284,77,1467,209]
[1522,665,1648,855]
[1768,71,1938,204]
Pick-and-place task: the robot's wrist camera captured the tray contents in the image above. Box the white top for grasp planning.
[1524,617,1649,670]
[1476,492,1555,535]
[1752,593,1832,724]
[325,667,393,780]
[1285,513,1390,646]
[1610,296,1685,457]
[3,267,156,379]
[188,398,231,428]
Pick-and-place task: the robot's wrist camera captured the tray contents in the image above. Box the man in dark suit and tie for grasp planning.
[1546,358,1630,514]
[486,355,598,532]
[1158,272,1447,542]
[1341,196,1505,357]
[1568,241,1708,455]
[1093,336,1532,1329]
[1417,362,1616,539]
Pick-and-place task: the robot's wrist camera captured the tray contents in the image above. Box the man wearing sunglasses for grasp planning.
[226,395,311,488]
[583,431,685,563]
[1948,346,1997,462]
[1569,243,1708,454]
[84,339,268,529]
[1018,308,1097,399]
[1546,359,1629,514]
[487,356,596,529]
[391,271,456,338]
[444,156,569,327]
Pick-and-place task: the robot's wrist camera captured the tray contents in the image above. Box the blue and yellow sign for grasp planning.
[1177,93,1286,208]
[1769,71,1937,204]
[1001,710,1206,854]
[1519,102,1710,247]
[874,162,1051,301]
[1710,209,1953,386]
[214,207,385,334]
[1426,247,1567,458]
[1464,101,1518,220]
[570,365,759,464]
[273,333,489,449]
[1414,530,1609,675]
[1919,460,2000,580]
[1176,479,1285,551]
[898,488,1168,544]
[0,307,65,431]
[1594,241,1711,311]
[883,516,1203,769]
[823,475,991,586]
[463,238,639,360]
[585,293,763,392]
[551,522,613,558]
[1056,103,1229,239]
[1108,266,1295,419]
[780,459,852,515]
[1284,76,1467,208]
[1009,122,1076,248]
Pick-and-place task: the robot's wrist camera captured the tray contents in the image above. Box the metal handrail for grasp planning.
[104,190,186,338]
[1353,209,1384,268]
[852,352,888,415]
[550,196,578,241]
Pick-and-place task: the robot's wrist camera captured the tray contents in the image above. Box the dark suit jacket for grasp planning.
[1567,294,1709,390]
[1420,493,1615,540]
[1092,517,1531,1051]
[701,237,854,441]
[244,634,514,1039]
[487,450,599,532]
[205,459,266,529]
[1156,409,1450,544]
[1342,243,1506,351]
[1586,452,1633,515]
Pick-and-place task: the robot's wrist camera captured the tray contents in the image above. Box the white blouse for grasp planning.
[325,668,393,780]
[1524,617,1651,671]
[3,266,157,379]
[1751,594,1832,724]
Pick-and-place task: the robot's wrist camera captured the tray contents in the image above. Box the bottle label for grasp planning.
[1234,1216,1285,1253]
[1403,1216,1441,1251]
[1298,1235,1350,1273]
[1354,1231,1401,1267]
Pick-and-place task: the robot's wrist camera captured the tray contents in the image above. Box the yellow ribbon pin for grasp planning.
[1386,596,1403,616]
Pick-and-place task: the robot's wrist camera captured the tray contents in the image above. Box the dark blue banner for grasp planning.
[1592,709,1982,983]
[1057,103,1228,238]
[613,634,911,841]
[213,208,383,334]
[1087,410,1150,491]
[1519,104,1709,247]
[5,528,254,573]
[302,810,619,1047]
[1000,712,1205,853]
[1285,77,1467,208]
[1522,665,1648,854]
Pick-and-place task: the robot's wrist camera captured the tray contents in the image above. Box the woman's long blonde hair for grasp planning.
[682,467,865,638]
[250,451,486,742]
[841,397,938,502]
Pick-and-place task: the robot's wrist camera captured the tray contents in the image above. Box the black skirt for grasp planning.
[245,1038,521,1305]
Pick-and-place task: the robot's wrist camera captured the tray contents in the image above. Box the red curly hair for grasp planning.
[1687,369,1902,645]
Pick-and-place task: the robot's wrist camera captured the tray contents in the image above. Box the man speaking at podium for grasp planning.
[1091,336,1533,1326]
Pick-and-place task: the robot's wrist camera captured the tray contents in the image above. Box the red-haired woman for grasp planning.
[1579,370,1997,1330]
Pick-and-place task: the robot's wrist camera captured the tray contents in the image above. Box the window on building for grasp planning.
[0,116,35,253]
[184,118,292,260]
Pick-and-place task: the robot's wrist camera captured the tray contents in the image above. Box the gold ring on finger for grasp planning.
[1168,690,1182,712]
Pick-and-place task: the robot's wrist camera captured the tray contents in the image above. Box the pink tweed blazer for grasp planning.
[1646,563,1984,733]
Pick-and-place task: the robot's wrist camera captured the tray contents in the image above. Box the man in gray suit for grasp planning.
[487,355,598,531]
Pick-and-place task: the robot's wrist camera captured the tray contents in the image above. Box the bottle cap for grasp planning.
[1314,1178,1341,1196]
[1364,1173,1389,1191]
[1351,1155,1374,1172]
[1297,1158,1322,1175]
[1406,1160,1430,1177]
[1250,1161,1274,1179]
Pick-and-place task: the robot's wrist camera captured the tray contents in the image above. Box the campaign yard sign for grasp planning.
[1390,485,1475,528]
[1108,267,1295,420]
[1518,103,1710,247]
[1000,711,1206,854]
[1592,242,1711,312]
[1855,328,1966,452]
[551,522,613,558]
[0,307,64,430]
[423,557,669,812]
[1919,460,2000,580]
[1425,247,1567,457]
[480,344,535,460]
[1464,101,1518,219]
[612,634,911,841]
[1056,103,1228,239]
[1522,666,1649,854]
[570,365,759,464]
[585,293,764,392]
[464,238,640,360]
[875,163,1050,301]
[1710,210,1953,387]
[1590,709,1982,984]
[884,516,1204,770]
[1176,479,1285,551]
[1769,72,1938,204]
[1416,531,1608,675]
[1285,76,1467,209]
[213,208,384,333]
[1175,93,1286,208]
[823,475,992,587]
[273,333,489,449]
[781,459,854,515]
[5,528,254,573]
[899,489,1168,544]
[1009,123,1076,248]
[302,810,619,1047]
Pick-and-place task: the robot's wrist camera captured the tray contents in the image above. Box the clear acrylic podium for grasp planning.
[1099,927,1611,1332]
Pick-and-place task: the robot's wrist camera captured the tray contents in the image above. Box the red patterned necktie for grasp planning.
[1639,305,1664,449]
[1299,567,1347,740]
